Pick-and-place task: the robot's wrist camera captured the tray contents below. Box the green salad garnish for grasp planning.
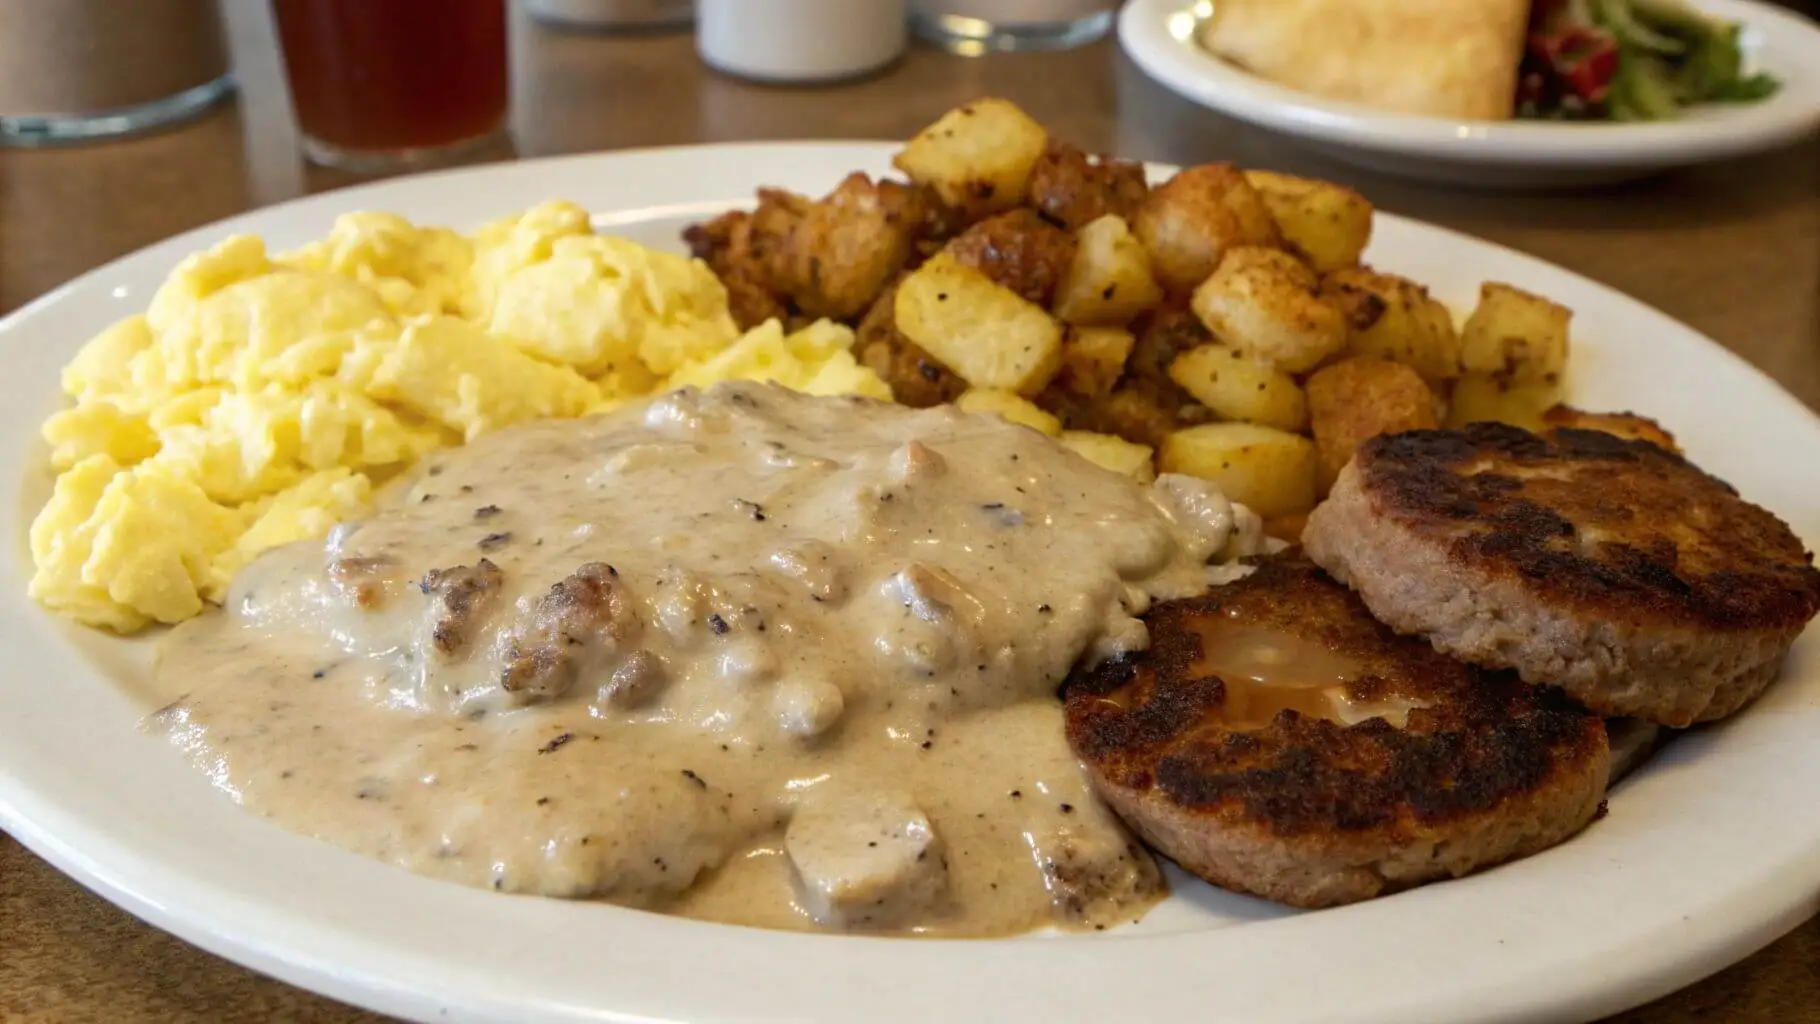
[1519,0,1780,122]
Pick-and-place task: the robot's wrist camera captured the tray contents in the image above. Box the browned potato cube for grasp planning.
[1541,405,1679,452]
[1159,423,1318,519]
[1046,384,1193,451]
[1305,357,1439,493]
[1168,343,1307,432]
[1053,215,1164,326]
[942,209,1077,307]
[1447,373,1561,433]
[893,99,1049,218]
[1243,170,1374,273]
[895,253,1064,395]
[1027,142,1150,231]
[1320,267,1460,386]
[1460,282,1571,385]
[683,190,806,330]
[1191,247,1347,373]
[956,389,1063,435]
[777,172,917,320]
[855,282,967,409]
[1133,164,1282,294]
[1057,431,1156,482]
[1061,325,1136,397]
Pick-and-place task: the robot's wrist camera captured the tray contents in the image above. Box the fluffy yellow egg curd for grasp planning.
[29,201,890,632]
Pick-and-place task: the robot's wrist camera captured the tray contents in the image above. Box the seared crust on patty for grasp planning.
[1063,558,1609,908]
[1304,424,1820,726]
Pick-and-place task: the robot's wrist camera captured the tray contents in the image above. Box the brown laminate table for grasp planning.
[3,5,1818,1023]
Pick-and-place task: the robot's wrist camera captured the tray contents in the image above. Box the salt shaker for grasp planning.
[698,0,907,84]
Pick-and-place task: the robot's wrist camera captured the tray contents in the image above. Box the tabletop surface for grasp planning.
[2,4,1817,1023]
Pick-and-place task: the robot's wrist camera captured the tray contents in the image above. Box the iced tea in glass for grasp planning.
[272,0,509,171]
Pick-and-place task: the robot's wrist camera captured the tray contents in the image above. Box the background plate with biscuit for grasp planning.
[1118,0,1820,188]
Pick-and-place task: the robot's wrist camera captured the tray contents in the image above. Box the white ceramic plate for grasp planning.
[1118,0,1820,187]
[3,144,1819,1024]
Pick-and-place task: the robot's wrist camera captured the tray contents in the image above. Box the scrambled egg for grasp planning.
[665,319,891,402]
[30,201,891,632]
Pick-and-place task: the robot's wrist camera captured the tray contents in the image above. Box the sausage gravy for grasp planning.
[151,382,1263,934]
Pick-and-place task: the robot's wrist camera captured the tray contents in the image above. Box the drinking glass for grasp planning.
[0,0,234,146]
[909,0,1117,54]
[271,0,510,172]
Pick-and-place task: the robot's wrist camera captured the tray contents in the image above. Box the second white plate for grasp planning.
[1118,0,1820,187]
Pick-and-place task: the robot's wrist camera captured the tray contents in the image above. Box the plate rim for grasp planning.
[1117,0,1820,168]
[3,141,1820,1024]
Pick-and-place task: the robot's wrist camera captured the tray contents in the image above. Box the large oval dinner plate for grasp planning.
[1118,0,1820,188]
[3,144,1818,1024]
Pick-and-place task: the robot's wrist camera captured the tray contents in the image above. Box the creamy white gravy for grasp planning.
[150,382,1262,935]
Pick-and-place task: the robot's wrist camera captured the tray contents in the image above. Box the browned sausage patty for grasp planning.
[1303,424,1820,727]
[1063,558,1608,909]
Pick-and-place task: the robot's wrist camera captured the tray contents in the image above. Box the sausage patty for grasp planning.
[1063,558,1608,909]
[1303,424,1820,727]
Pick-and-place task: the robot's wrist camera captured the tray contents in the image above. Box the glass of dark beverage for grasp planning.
[271,0,510,172]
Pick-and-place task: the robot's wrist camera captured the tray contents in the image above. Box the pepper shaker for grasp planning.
[698,0,907,84]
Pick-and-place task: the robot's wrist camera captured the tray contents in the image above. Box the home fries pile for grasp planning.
[689,99,1629,522]
[30,202,887,632]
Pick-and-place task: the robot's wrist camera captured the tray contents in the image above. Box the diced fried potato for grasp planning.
[683,196,798,331]
[1159,422,1317,518]
[1541,405,1680,452]
[1058,431,1156,482]
[894,253,1063,395]
[1305,357,1439,493]
[1191,247,1346,374]
[1133,164,1282,294]
[956,389,1062,436]
[1320,267,1460,386]
[1243,170,1373,273]
[1053,215,1164,326]
[851,281,968,411]
[893,99,1049,217]
[942,209,1076,306]
[776,173,916,321]
[1061,325,1135,397]
[855,282,967,409]
[1460,282,1571,385]
[1053,385,1194,450]
[1447,373,1561,433]
[1167,343,1307,432]
[1027,142,1150,231]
